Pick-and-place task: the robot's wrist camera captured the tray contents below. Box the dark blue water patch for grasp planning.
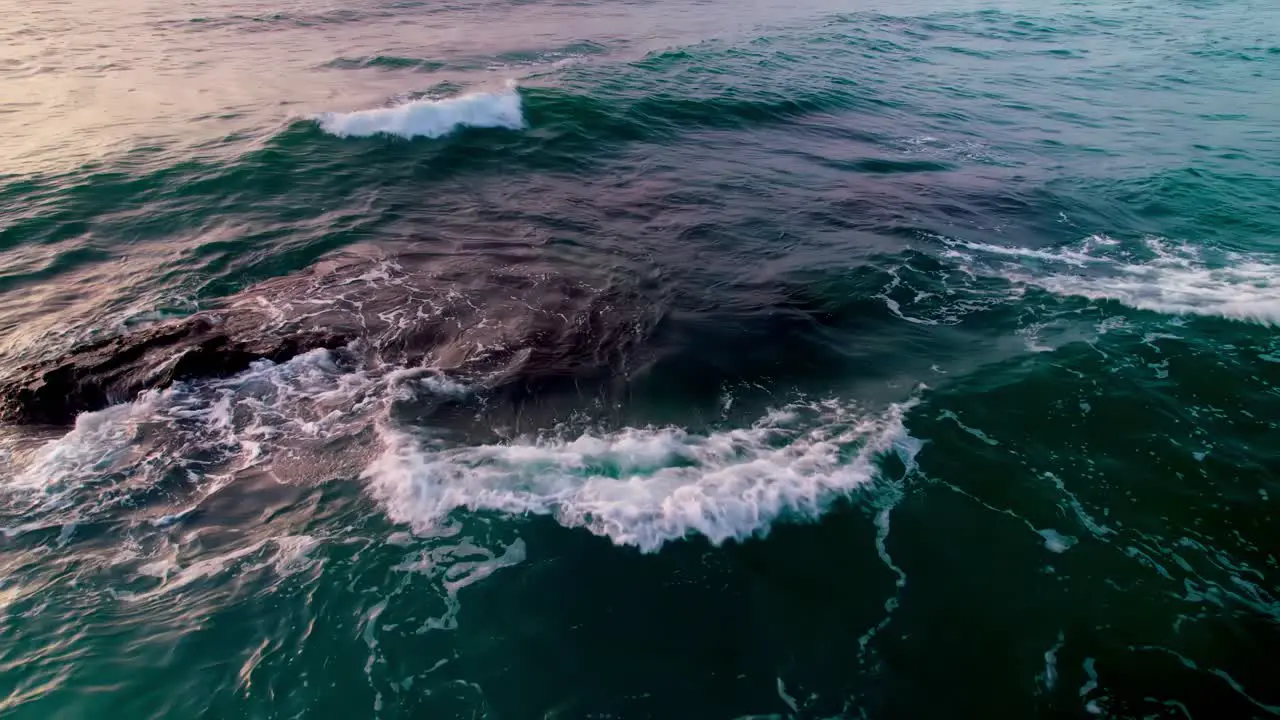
[898,325,1280,716]
[435,506,905,718]
[1065,168,1280,249]
[812,156,957,174]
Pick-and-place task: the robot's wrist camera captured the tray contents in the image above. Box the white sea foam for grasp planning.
[8,393,165,496]
[949,236,1280,326]
[1024,257,1280,325]
[8,350,338,491]
[950,239,1101,267]
[120,534,323,602]
[6,328,919,555]
[1041,632,1064,691]
[1,348,472,533]
[1038,528,1078,553]
[364,398,921,552]
[316,88,525,139]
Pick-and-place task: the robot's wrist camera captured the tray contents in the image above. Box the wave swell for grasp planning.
[316,88,525,139]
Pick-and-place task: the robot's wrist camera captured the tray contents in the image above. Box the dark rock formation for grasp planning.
[0,252,658,426]
[0,309,350,426]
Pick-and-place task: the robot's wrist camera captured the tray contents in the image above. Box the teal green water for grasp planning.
[1,0,1279,717]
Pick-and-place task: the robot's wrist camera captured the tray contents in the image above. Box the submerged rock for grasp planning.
[0,310,349,426]
[0,253,657,426]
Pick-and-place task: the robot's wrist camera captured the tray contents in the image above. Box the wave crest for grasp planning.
[364,398,921,552]
[946,236,1280,326]
[316,88,524,139]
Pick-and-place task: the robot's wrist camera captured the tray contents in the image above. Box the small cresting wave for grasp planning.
[316,86,525,139]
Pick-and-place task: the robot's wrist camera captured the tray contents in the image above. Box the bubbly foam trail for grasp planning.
[316,88,525,139]
[947,236,1280,326]
[365,399,921,552]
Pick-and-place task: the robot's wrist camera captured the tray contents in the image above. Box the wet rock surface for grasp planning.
[0,311,350,426]
[0,253,658,426]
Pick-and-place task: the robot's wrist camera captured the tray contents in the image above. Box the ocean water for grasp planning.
[2,0,1279,717]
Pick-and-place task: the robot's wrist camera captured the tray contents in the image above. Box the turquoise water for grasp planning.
[1,0,1279,717]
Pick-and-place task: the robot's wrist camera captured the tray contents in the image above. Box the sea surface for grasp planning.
[2,0,1279,717]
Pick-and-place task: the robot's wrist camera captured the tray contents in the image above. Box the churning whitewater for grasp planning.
[946,235,1280,326]
[366,398,920,552]
[6,329,920,554]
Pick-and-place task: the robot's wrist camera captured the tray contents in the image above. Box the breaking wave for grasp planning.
[945,235,1280,326]
[3,339,922,554]
[316,87,525,139]
[365,398,921,553]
